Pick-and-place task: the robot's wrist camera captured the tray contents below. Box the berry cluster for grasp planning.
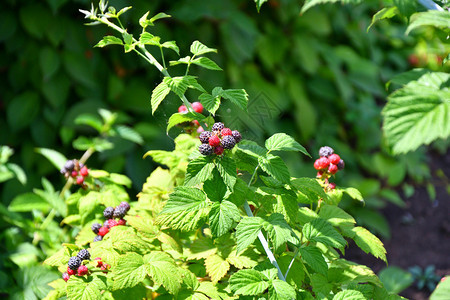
[94,257,111,273]
[178,102,203,114]
[198,122,242,156]
[90,201,130,242]
[60,159,89,185]
[62,249,91,281]
[314,146,345,190]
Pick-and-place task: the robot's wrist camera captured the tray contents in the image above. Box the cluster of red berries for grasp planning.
[179,102,205,133]
[314,146,345,190]
[198,122,242,156]
[62,249,91,282]
[60,159,89,185]
[91,201,130,242]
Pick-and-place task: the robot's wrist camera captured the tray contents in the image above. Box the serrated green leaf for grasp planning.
[151,80,170,114]
[188,237,217,260]
[343,187,364,202]
[333,290,366,300]
[203,169,227,202]
[164,76,205,98]
[190,40,217,56]
[74,113,103,132]
[198,93,221,115]
[215,156,237,190]
[237,140,267,158]
[269,279,297,300]
[226,250,258,269]
[209,200,240,238]
[185,156,215,187]
[265,133,310,156]
[95,36,123,48]
[205,254,230,283]
[345,226,387,263]
[35,148,67,170]
[161,187,206,214]
[161,41,179,55]
[236,217,264,254]
[407,10,450,35]
[229,269,269,295]
[145,251,182,294]
[126,215,158,236]
[382,72,450,154]
[115,125,144,145]
[318,204,355,229]
[368,7,398,31]
[43,248,68,267]
[299,246,328,275]
[303,218,347,249]
[430,276,450,300]
[67,276,107,300]
[167,111,206,133]
[291,177,329,205]
[221,89,248,111]
[191,57,222,71]
[139,32,160,46]
[150,12,171,23]
[262,213,293,251]
[258,154,290,184]
[78,191,100,225]
[112,253,147,290]
[379,266,414,294]
[8,193,50,212]
[107,226,150,254]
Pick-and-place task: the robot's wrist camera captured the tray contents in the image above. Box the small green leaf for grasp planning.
[236,217,264,254]
[150,12,171,23]
[237,140,267,158]
[299,246,328,275]
[368,7,398,31]
[215,156,237,190]
[205,254,230,283]
[190,40,217,56]
[333,290,366,300]
[258,154,290,184]
[191,57,222,70]
[151,80,170,114]
[167,111,206,133]
[164,76,206,98]
[8,193,49,212]
[318,204,356,229]
[291,177,329,205]
[229,269,269,296]
[161,187,206,214]
[407,11,450,35]
[74,113,103,132]
[67,276,107,300]
[254,0,269,12]
[265,133,310,156]
[185,156,215,187]
[161,41,179,55]
[35,148,68,170]
[115,125,144,145]
[95,36,123,48]
[303,218,347,249]
[145,251,182,294]
[209,200,240,238]
[270,279,297,300]
[199,93,221,115]
[221,89,248,111]
[345,226,387,263]
[262,213,293,251]
[379,266,414,294]
[112,253,147,290]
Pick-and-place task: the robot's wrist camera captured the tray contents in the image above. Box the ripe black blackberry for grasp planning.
[64,160,75,172]
[113,206,127,219]
[68,256,82,270]
[221,136,236,149]
[319,146,334,157]
[91,223,101,234]
[337,159,345,170]
[93,235,103,242]
[77,249,91,261]
[103,207,114,219]
[212,122,224,132]
[199,144,213,156]
[104,220,110,228]
[119,201,130,212]
[231,130,242,143]
[199,131,212,144]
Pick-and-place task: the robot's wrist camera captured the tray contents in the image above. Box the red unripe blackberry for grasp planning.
[76,177,84,185]
[192,120,200,126]
[328,164,338,174]
[98,226,109,237]
[71,171,78,178]
[221,136,236,149]
[67,267,76,276]
[95,257,103,267]
[319,146,334,157]
[316,171,323,178]
[108,219,118,228]
[199,144,213,156]
[317,157,330,169]
[178,105,187,113]
[214,146,224,155]
[192,102,203,113]
[197,126,204,133]
[209,135,220,147]
[337,159,345,170]
[80,166,89,177]
[329,154,340,165]
[91,223,101,234]
[199,131,212,144]
[117,219,126,226]
[62,272,70,282]
[103,207,114,219]
[212,122,224,132]
[329,183,336,190]
[231,130,242,143]
[77,265,88,276]
[314,159,321,170]
[221,128,232,136]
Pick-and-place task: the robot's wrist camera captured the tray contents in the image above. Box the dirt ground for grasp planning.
[345,150,450,300]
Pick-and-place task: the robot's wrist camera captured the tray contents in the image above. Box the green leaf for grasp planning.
[318,204,356,229]
[265,133,310,156]
[164,76,206,98]
[382,72,450,154]
[149,12,171,23]
[139,32,160,46]
[215,156,237,190]
[161,41,179,55]
[122,32,135,52]
[291,177,328,204]
[262,213,293,251]
[112,253,147,290]
[258,154,290,184]
[303,218,347,249]
[301,0,362,14]
[333,290,366,300]
[203,169,227,202]
[407,11,450,35]
[343,187,364,202]
[221,89,248,111]
[199,92,221,116]
[107,226,150,254]
[167,111,206,133]
[109,173,132,188]
[8,193,50,212]
[145,251,182,294]
[368,7,398,31]
[191,57,222,71]
[345,226,387,263]
[39,47,60,80]
[151,80,170,114]
[269,279,297,300]
[115,125,144,145]
[67,276,107,300]
[237,140,267,158]
[185,156,215,187]
[430,276,450,300]
[74,113,103,132]
[94,36,123,48]
[190,40,217,56]
[236,217,264,254]
[379,266,414,294]
[254,0,269,12]
[205,254,230,283]
[299,246,328,276]
[229,269,269,296]
[35,148,68,170]
[209,200,240,238]
[161,187,206,214]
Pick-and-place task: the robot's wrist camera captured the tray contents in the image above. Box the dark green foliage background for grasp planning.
[0,0,446,296]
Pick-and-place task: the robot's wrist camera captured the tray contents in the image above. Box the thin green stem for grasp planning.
[160,46,167,70]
